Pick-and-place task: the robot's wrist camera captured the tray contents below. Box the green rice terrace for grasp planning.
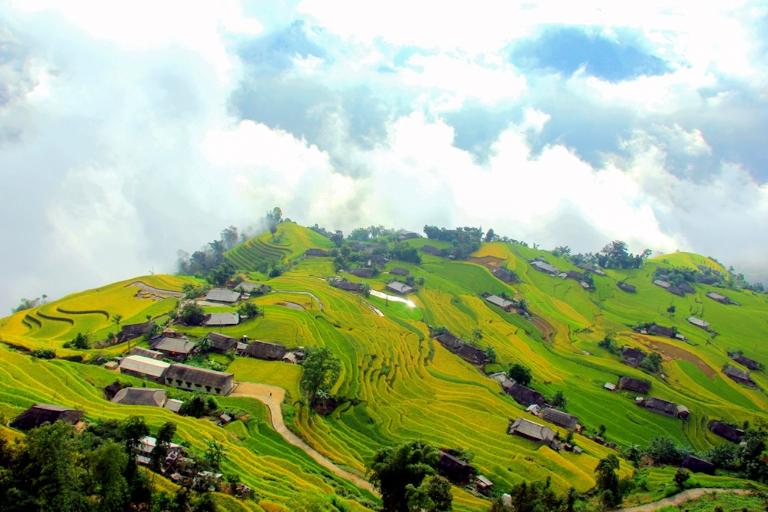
[1,221,767,511]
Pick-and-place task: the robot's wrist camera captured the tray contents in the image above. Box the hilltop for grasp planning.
[1,220,767,511]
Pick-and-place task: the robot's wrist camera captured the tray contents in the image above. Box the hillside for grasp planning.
[1,225,767,511]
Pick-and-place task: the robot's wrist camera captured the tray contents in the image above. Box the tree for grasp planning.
[645,437,684,465]
[220,226,239,250]
[368,441,441,512]
[300,347,341,402]
[179,303,206,326]
[597,424,607,438]
[508,363,532,386]
[151,422,177,471]
[203,440,224,472]
[71,332,90,350]
[551,391,567,409]
[553,246,571,258]
[595,455,621,508]
[207,261,236,286]
[120,416,149,451]
[406,475,452,511]
[91,440,129,512]
[266,207,282,235]
[673,468,690,489]
[237,301,260,320]
[112,314,123,342]
[471,328,483,343]
[484,228,497,243]
[639,352,663,374]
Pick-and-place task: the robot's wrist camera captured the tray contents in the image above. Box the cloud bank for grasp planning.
[1,0,767,310]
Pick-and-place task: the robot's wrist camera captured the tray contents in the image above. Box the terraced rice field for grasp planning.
[226,222,334,271]
[1,232,767,510]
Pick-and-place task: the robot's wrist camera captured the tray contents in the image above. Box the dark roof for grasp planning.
[207,332,238,352]
[237,282,270,294]
[508,418,554,442]
[10,404,83,431]
[111,387,167,407]
[304,248,331,257]
[540,408,579,429]
[437,451,474,483]
[723,365,754,385]
[390,267,409,276]
[205,288,241,303]
[421,245,443,256]
[709,421,745,443]
[617,282,637,293]
[502,382,546,406]
[636,323,678,339]
[622,347,646,367]
[164,364,234,388]
[128,347,164,359]
[730,353,761,371]
[152,337,196,355]
[706,291,733,304]
[618,376,651,394]
[641,397,688,418]
[350,268,376,278]
[204,312,240,327]
[330,278,366,293]
[434,332,490,365]
[117,322,154,342]
[492,267,519,283]
[240,340,287,360]
[435,332,462,350]
[681,455,715,474]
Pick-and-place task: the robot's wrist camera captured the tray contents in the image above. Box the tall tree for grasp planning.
[300,347,341,402]
[90,440,129,512]
[368,441,442,512]
[594,455,621,508]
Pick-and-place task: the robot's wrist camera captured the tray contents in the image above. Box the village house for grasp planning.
[539,407,581,431]
[617,282,637,293]
[502,381,546,407]
[152,336,197,361]
[434,331,491,365]
[236,282,271,296]
[492,267,519,283]
[706,291,734,305]
[603,382,617,391]
[437,451,474,483]
[350,268,376,278]
[205,288,241,304]
[729,352,762,371]
[475,475,494,495]
[681,455,715,474]
[164,364,235,395]
[621,347,646,367]
[637,397,689,419]
[530,259,559,275]
[390,267,409,276]
[723,365,755,386]
[618,376,652,394]
[329,278,366,293]
[238,340,288,361]
[207,332,238,353]
[653,279,671,289]
[117,321,155,343]
[421,245,443,256]
[387,281,415,295]
[687,316,710,331]
[304,248,330,257]
[204,312,240,327]
[164,399,184,413]
[119,355,171,383]
[508,418,555,444]
[398,231,421,241]
[10,404,84,431]
[135,435,184,469]
[128,346,164,359]
[111,387,168,407]
[709,420,745,443]
[484,294,516,312]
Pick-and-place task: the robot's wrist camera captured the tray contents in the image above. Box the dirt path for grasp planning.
[127,281,183,298]
[232,382,376,495]
[530,315,556,342]
[618,488,751,511]
[272,290,324,311]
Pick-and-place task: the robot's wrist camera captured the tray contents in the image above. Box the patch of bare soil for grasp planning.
[631,334,716,378]
[469,256,505,269]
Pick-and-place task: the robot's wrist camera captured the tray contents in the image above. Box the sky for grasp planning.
[1,1,767,311]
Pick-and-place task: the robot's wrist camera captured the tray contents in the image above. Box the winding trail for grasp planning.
[232,382,377,495]
[618,488,751,511]
[127,281,183,298]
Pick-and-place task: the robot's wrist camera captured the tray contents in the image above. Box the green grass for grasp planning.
[657,491,764,512]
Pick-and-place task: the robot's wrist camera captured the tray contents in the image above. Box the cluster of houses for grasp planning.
[653,277,695,297]
[605,376,690,420]
[529,259,593,289]
[436,450,494,496]
[329,277,367,293]
[492,267,519,284]
[433,330,492,365]
[483,293,525,316]
[118,355,235,395]
[633,323,686,341]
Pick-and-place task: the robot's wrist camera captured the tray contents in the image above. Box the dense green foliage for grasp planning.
[368,441,444,512]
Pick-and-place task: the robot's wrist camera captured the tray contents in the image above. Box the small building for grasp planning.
[492,267,519,283]
[729,352,761,371]
[687,316,710,331]
[437,451,474,484]
[304,248,330,257]
[238,340,288,361]
[485,294,515,312]
[709,420,745,443]
[421,245,443,256]
[723,365,755,386]
[508,418,555,443]
[387,281,415,295]
[205,288,241,304]
[603,382,617,391]
[398,231,421,241]
[617,282,636,293]
[119,355,171,382]
[164,399,184,413]
[135,435,184,468]
[638,397,689,419]
[117,322,155,343]
[434,331,491,365]
[350,268,376,278]
[681,455,715,474]
[390,267,409,276]
[618,376,651,394]
[111,387,168,407]
[207,332,238,353]
[236,282,271,295]
[502,381,546,407]
[622,347,646,367]
[128,347,165,360]
[641,323,678,339]
[475,475,494,495]
[540,407,580,431]
[530,260,559,275]
[204,312,240,327]
[329,278,366,293]
[152,337,197,361]
[164,364,235,395]
[10,404,83,431]
[706,291,734,305]
[653,279,671,289]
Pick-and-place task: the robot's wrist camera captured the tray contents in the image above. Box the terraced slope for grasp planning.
[225,222,333,271]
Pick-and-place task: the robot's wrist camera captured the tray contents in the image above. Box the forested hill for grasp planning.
[1,219,767,511]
